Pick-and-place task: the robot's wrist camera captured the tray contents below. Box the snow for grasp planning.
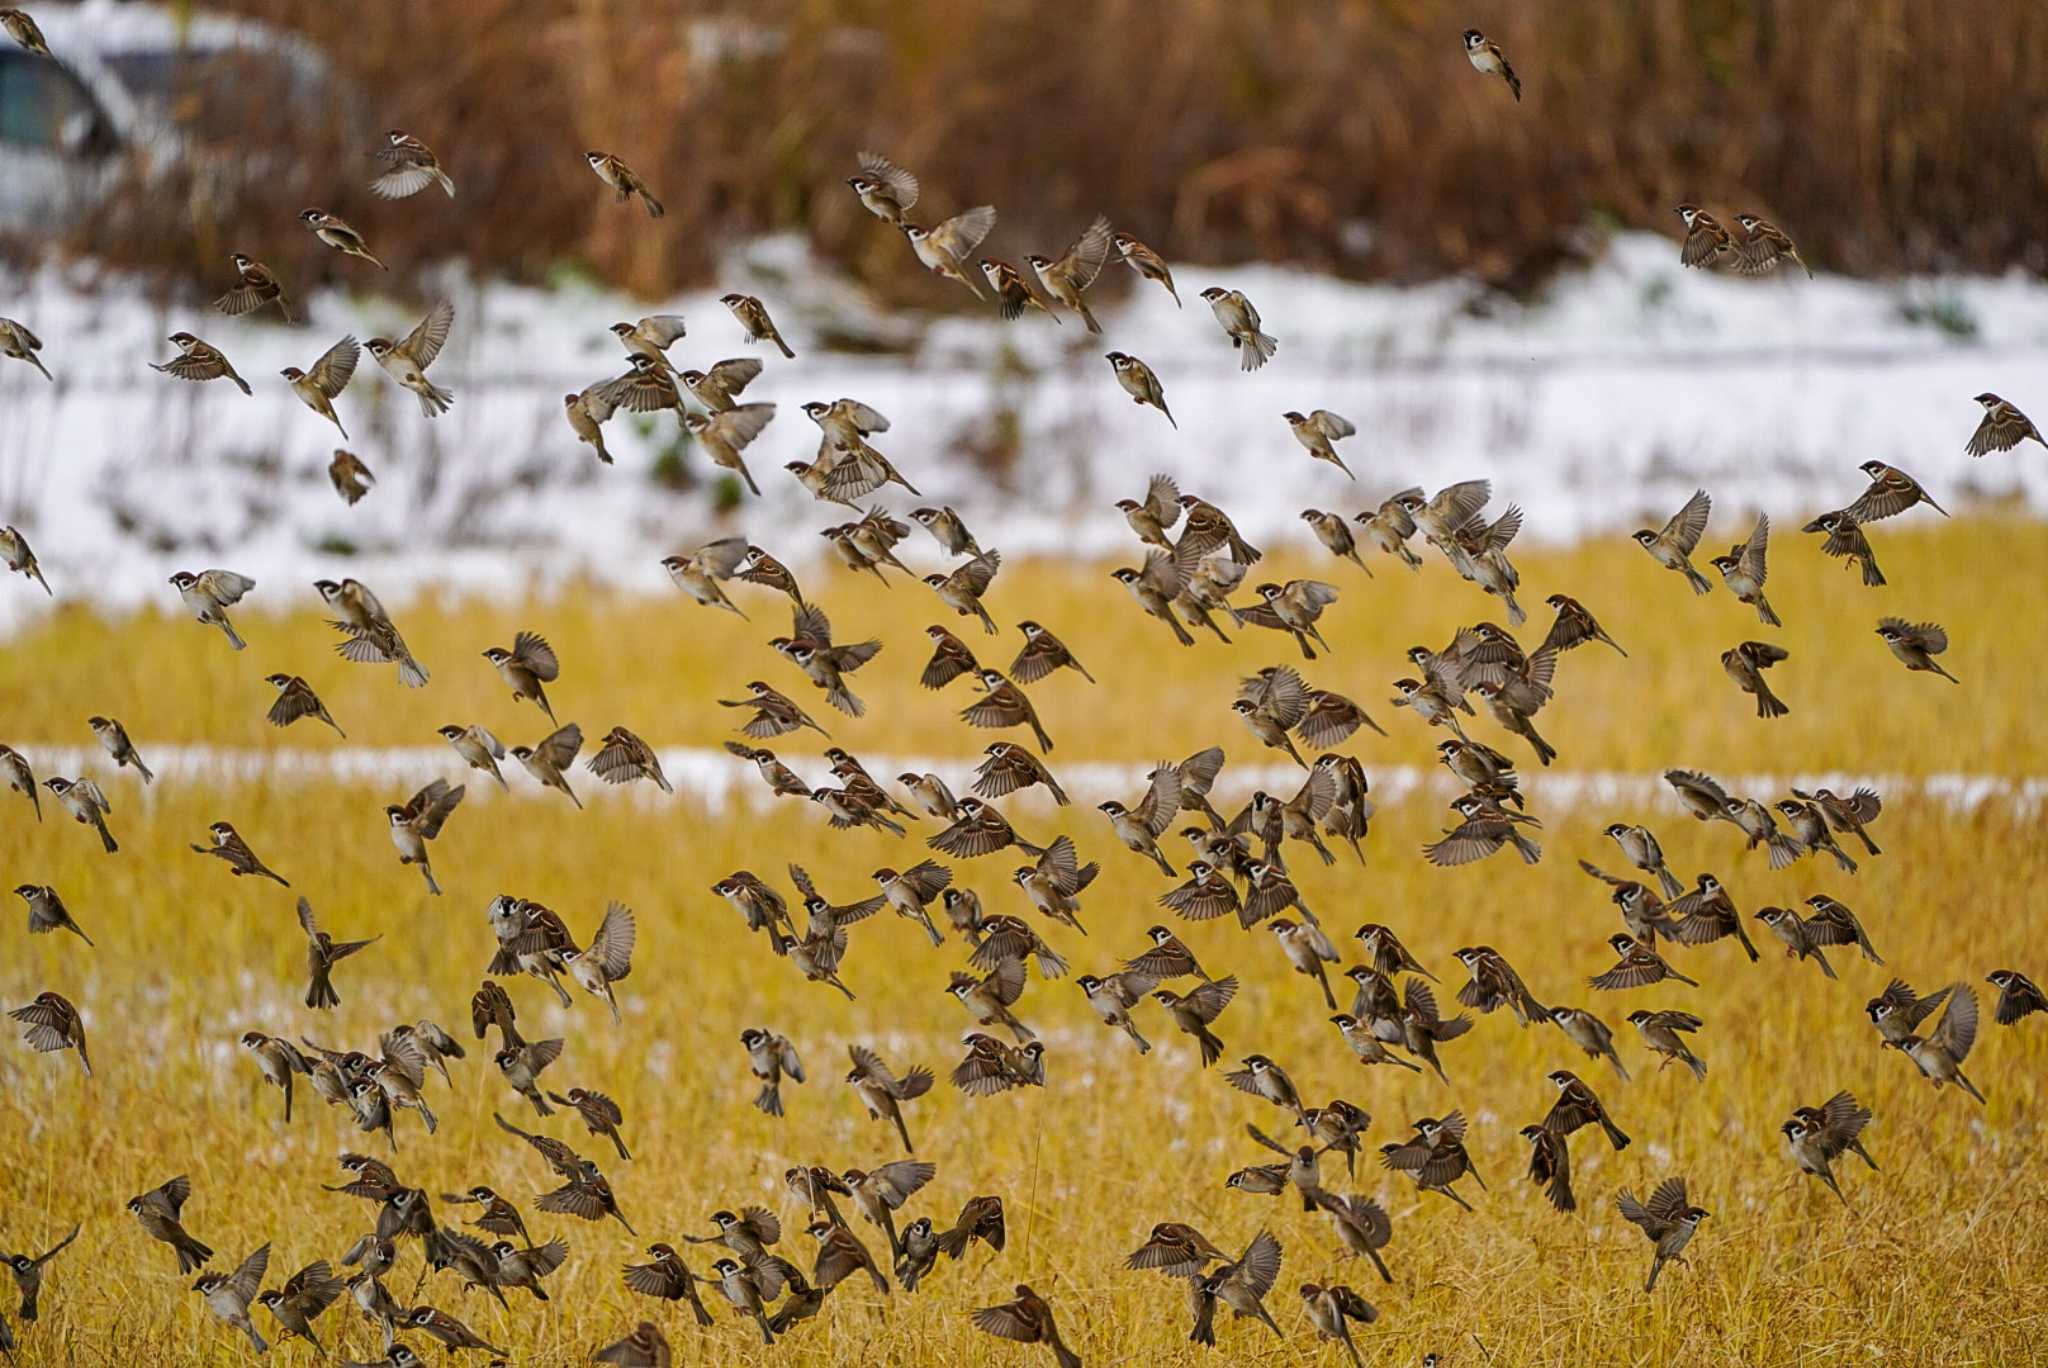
[2,230,2045,634]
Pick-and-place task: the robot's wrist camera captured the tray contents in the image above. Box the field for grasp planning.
[1,516,2045,1365]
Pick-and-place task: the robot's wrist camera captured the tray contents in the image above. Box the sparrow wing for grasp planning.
[1180,974,1239,1022]
[1259,666,1310,728]
[856,150,919,210]
[1140,472,1183,526]
[832,397,891,433]
[537,1181,608,1221]
[739,1206,783,1244]
[1665,769,1730,809]
[371,159,442,199]
[1614,1187,1660,1234]
[1739,513,1771,582]
[1135,764,1183,837]
[510,630,559,680]
[930,205,998,259]
[1055,213,1113,288]
[950,549,1003,596]
[1590,955,1667,991]
[523,1038,565,1072]
[792,602,834,647]
[296,896,320,940]
[327,934,379,962]
[1932,985,1979,1061]
[1311,410,1357,440]
[1660,488,1712,554]
[528,1237,570,1277]
[709,402,777,447]
[595,365,677,413]
[1232,1229,1283,1299]
[1422,821,1510,867]
[972,1300,1041,1343]
[636,314,690,347]
[399,298,455,368]
[308,336,361,397]
[1379,1138,1433,1173]
[1813,1091,1872,1155]
[624,1258,687,1298]
[155,347,234,382]
[583,902,636,980]
[1645,1176,1690,1223]
[196,568,256,604]
[536,723,585,769]
[1160,875,1239,922]
[226,1243,271,1305]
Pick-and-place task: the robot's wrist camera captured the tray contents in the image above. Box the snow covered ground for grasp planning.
[2,230,2045,633]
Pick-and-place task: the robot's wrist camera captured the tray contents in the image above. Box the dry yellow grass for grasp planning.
[1,517,2044,1366]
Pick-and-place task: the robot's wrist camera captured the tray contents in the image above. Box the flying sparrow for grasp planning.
[586,150,663,216]
[1285,410,1358,478]
[1632,488,1714,593]
[973,1284,1082,1368]
[364,299,455,417]
[327,448,375,505]
[0,525,50,594]
[2,9,51,55]
[128,1176,212,1272]
[847,149,919,223]
[14,883,91,947]
[1988,969,2046,1026]
[1875,617,1959,683]
[1848,460,1949,522]
[589,726,672,794]
[2,1221,79,1322]
[152,331,251,394]
[1542,1068,1631,1150]
[214,252,295,320]
[1462,28,1522,100]
[192,1243,271,1354]
[1026,213,1113,332]
[8,990,90,1077]
[1617,1178,1708,1293]
[1112,229,1180,304]
[0,316,50,380]
[191,820,288,885]
[1732,212,1812,278]
[1885,984,1986,1103]
[370,128,455,197]
[1104,350,1177,427]
[387,779,464,894]
[1198,287,1277,370]
[300,208,385,268]
[86,714,152,784]
[1673,204,1732,267]
[1965,391,2045,456]
[43,776,115,852]
[1627,1009,1707,1079]
[169,567,255,649]
[1709,513,1782,626]
[1722,640,1791,719]
[902,206,999,298]
[719,292,795,358]
[296,896,378,1009]
[282,335,361,437]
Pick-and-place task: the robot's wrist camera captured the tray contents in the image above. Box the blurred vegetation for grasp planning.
[39,0,2048,301]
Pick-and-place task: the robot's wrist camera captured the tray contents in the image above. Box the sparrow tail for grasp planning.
[97,821,119,854]
[222,618,247,651]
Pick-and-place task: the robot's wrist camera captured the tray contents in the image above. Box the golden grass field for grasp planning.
[1,515,2045,1366]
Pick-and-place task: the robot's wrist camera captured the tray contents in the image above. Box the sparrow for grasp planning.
[1965,392,2045,455]
[318,576,429,685]
[973,1284,1082,1368]
[326,448,375,505]
[169,567,255,649]
[1352,491,1425,570]
[1628,1009,1708,1079]
[1453,946,1549,1025]
[1773,799,1858,874]
[951,1033,1044,1095]
[1104,350,1176,427]
[1013,835,1098,930]
[1989,969,2046,1026]
[1098,765,1182,875]
[590,726,672,794]
[537,1157,636,1234]
[922,550,1002,635]
[847,149,919,222]
[8,991,88,1078]
[847,1044,933,1154]
[676,401,781,496]
[1876,617,1959,682]
[1241,580,1340,659]
[1009,618,1094,685]
[736,545,808,606]
[128,1176,212,1272]
[1462,28,1521,99]
[1026,213,1113,332]
[488,895,578,1005]
[1792,785,1884,856]
[403,1305,508,1355]
[1301,508,1374,576]
[1231,676,1311,769]
[1549,1005,1630,1082]
[902,206,998,297]
[710,291,792,359]
[1154,976,1238,1067]
[586,150,663,215]
[0,526,50,594]
[214,252,294,320]
[482,629,560,719]
[1117,473,1182,548]
[975,740,1070,806]
[1224,1054,1309,1122]
[2,8,50,55]
[1199,287,1277,370]
[1380,1112,1485,1211]
[1669,872,1763,957]
[805,1218,890,1296]
[191,820,288,885]
[0,316,49,379]
[283,335,361,436]
[947,959,1036,1043]
[2,1223,78,1322]
[843,1160,935,1264]
[239,1031,308,1121]
[1710,513,1782,626]
[14,884,90,947]
[1722,640,1791,719]
[1540,592,1627,657]
[908,505,981,559]
[740,1027,804,1117]
[1886,985,1986,1103]
[43,776,115,853]
[622,1243,715,1327]
[563,381,620,462]
[364,299,456,416]
[1314,1193,1395,1284]
[1111,539,1204,645]
[491,1238,568,1301]
[1783,1092,1875,1205]
[1125,1222,1230,1280]
[387,779,464,894]
[1543,1069,1631,1150]
[1673,204,1732,267]
[1592,932,1700,991]
[682,356,765,412]
[1073,970,1155,1054]
[1424,804,1541,866]
[1849,460,1949,522]
[983,257,1060,322]
[1355,922,1437,981]
[300,208,385,268]
[1081,222,1175,317]
[1598,824,1684,899]
[1733,212,1812,278]
[1633,488,1714,593]
[771,602,882,717]
[874,860,954,942]
[1521,1123,1575,1213]
[256,1258,346,1353]
[151,331,251,394]
[1801,893,1884,964]
[1285,410,1358,478]
[722,679,829,741]
[1617,1178,1708,1293]
[86,714,152,783]
[494,1037,564,1115]
[296,896,378,1009]
[370,128,455,197]
[193,1243,271,1353]
[1270,918,1339,1009]
[562,900,637,1021]
[0,746,36,821]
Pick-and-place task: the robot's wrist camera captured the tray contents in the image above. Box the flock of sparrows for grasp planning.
[3,17,2046,1368]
